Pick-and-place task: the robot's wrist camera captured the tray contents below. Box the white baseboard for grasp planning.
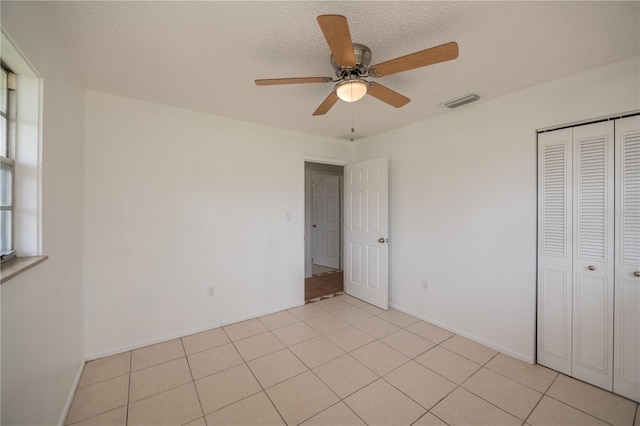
[389,303,535,364]
[85,302,302,361]
[58,360,85,426]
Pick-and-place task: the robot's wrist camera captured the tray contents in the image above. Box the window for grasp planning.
[0,33,46,282]
[0,63,16,263]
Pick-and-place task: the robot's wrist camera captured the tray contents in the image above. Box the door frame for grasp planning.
[301,156,348,298]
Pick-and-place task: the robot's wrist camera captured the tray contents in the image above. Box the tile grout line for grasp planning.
[300,305,434,425]
[381,336,495,426]
[521,390,545,426]
[180,335,208,424]
[514,369,623,426]
[312,353,378,401]
[65,363,130,426]
[321,301,472,425]
[125,377,205,409]
[541,383,618,426]
[125,351,132,426]
[304,399,369,426]
[63,363,84,425]
[73,372,130,390]
[265,303,380,425]
[542,369,560,395]
[73,352,132,388]
[225,326,289,426]
[377,375,435,423]
[410,411,451,426]
[126,358,199,407]
[400,332,538,425]
[130,353,185,374]
[289,350,366,425]
[384,330,467,388]
[483,361,558,395]
[187,340,286,383]
[432,366,522,424]
[541,394,617,426]
[453,351,539,424]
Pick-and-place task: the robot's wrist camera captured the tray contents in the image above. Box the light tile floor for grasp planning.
[66,294,639,426]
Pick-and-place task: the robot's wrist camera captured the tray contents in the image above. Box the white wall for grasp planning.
[84,90,352,358]
[353,56,640,362]
[1,2,86,425]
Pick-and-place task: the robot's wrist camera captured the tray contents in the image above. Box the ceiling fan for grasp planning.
[255,14,459,116]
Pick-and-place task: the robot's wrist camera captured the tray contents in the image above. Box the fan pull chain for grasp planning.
[350,85,355,143]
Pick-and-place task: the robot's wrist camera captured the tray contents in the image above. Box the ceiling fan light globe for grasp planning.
[336,81,368,102]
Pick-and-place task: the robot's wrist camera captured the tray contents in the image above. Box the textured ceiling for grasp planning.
[46,1,639,140]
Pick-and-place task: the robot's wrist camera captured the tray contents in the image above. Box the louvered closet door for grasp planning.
[614,116,640,402]
[572,121,615,391]
[537,128,573,375]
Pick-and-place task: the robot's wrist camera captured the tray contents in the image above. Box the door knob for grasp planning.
[588,265,596,271]
[378,237,386,243]
[634,271,640,277]
[312,224,316,227]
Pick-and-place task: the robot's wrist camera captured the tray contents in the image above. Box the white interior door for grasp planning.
[614,116,640,402]
[311,172,340,269]
[344,157,388,309]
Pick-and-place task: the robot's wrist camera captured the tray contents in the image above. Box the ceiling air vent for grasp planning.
[443,93,480,109]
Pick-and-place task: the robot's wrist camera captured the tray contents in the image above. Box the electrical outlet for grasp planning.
[422,280,429,291]
[207,286,215,297]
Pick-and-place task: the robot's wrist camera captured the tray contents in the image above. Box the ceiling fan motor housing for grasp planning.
[331,43,372,79]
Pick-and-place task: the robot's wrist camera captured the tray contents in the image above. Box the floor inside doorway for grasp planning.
[311,264,339,275]
[305,271,344,303]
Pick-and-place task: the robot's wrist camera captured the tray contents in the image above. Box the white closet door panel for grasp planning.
[538,267,572,372]
[572,120,614,391]
[614,115,640,402]
[541,140,572,258]
[574,272,612,389]
[615,278,640,401]
[537,128,573,374]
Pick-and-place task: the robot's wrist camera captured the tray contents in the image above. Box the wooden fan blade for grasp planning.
[255,77,332,86]
[313,92,340,116]
[317,15,356,68]
[369,42,459,77]
[367,82,410,108]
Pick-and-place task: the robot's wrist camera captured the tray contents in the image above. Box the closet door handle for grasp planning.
[634,271,640,278]
[587,265,596,271]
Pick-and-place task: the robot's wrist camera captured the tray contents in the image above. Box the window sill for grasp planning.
[1,255,49,284]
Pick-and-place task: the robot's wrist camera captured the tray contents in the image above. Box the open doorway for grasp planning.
[304,162,344,302]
